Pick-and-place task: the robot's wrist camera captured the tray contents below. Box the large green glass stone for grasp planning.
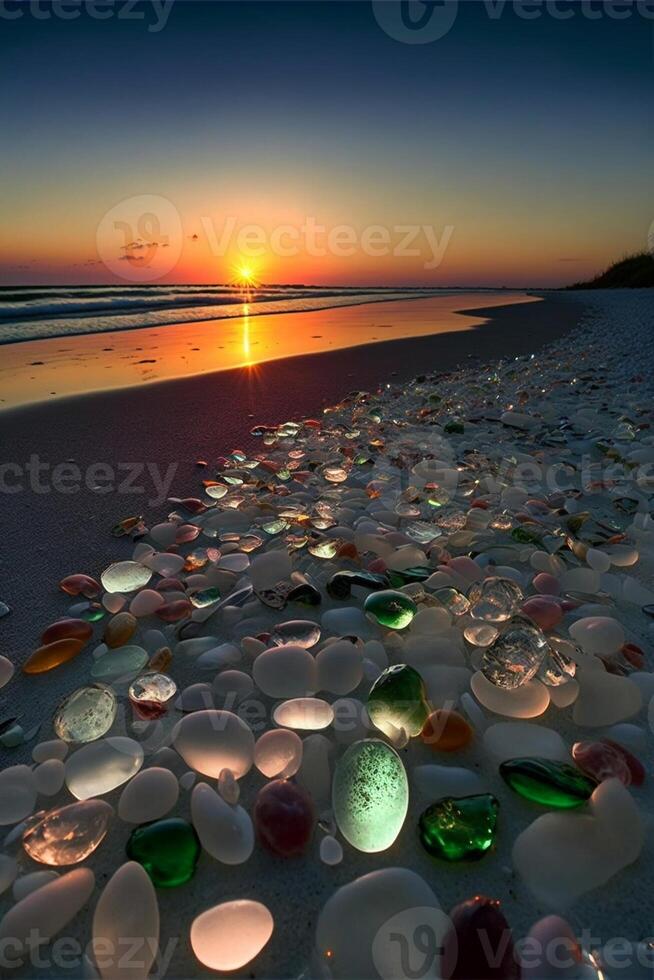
[367,663,430,738]
[499,757,597,808]
[386,567,431,587]
[326,570,388,600]
[126,817,201,887]
[419,794,499,862]
[332,739,408,853]
[364,589,417,629]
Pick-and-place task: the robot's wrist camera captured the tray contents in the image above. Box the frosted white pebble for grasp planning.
[118,767,179,823]
[212,670,254,706]
[92,861,159,980]
[12,871,59,902]
[0,766,37,825]
[470,672,550,719]
[179,771,197,791]
[32,740,68,763]
[320,836,343,866]
[316,639,363,695]
[175,683,214,712]
[254,729,303,778]
[483,723,569,763]
[191,783,254,865]
[34,759,65,796]
[573,670,641,727]
[0,655,15,689]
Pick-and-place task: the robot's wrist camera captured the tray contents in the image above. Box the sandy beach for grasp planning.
[5,289,654,978]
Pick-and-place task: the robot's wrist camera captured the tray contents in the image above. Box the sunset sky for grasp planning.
[1,0,652,287]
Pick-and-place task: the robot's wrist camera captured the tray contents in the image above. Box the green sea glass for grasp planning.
[499,758,597,808]
[367,663,430,738]
[126,818,200,887]
[332,739,408,853]
[364,589,417,629]
[327,570,388,600]
[419,794,499,862]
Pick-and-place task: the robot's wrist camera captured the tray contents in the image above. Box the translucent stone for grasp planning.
[0,869,95,964]
[103,612,138,648]
[218,767,239,804]
[0,766,37,825]
[296,734,333,807]
[572,670,641,727]
[173,709,254,778]
[101,561,152,594]
[420,709,473,751]
[23,638,85,674]
[316,639,363,695]
[191,782,254,864]
[537,646,577,687]
[91,646,148,683]
[513,778,644,907]
[53,685,117,743]
[500,758,596,808]
[126,818,200,888]
[190,900,274,971]
[481,616,549,690]
[250,550,292,591]
[22,800,113,865]
[364,589,417,629]
[129,672,177,719]
[91,861,159,980]
[471,671,550,718]
[252,644,317,698]
[521,596,564,631]
[367,663,430,738]
[118,768,179,823]
[0,654,14,690]
[419,794,499,861]
[212,670,254,707]
[272,697,334,730]
[65,737,144,800]
[254,729,303,778]
[520,915,580,980]
[464,623,499,647]
[60,574,101,597]
[468,576,523,623]
[253,779,314,856]
[130,589,165,617]
[569,616,625,656]
[0,855,17,896]
[572,740,633,786]
[483,723,569,763]
[41,618,93,645]
[34,759,65,796]
[315,868,445,980]
[320,835,343,865]
[269,619,321,648]
[32,739,68,763]
[332,739,408,853]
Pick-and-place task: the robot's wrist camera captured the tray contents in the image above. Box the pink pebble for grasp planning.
[130,589,165,617]
[533,572,561,595]
[522,596,564,631]
[367,558,387,574]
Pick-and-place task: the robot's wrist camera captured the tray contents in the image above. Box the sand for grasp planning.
[4,289,652,979]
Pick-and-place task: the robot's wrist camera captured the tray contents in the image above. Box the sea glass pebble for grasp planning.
[91,861,159,980]
[320,836,343,865]
[0,869,95,963]
[572,670,641,727]
[0,855,17,896]
[53,685,117,743]
[468,576,523,622]
[273,697,334,730]
[420,709,473,751]
[191,782,254,864]
[364,589,417,629]
[571,740,633,786]
[443,895,519,979]
[471,672,550,718]
[173,709,254,778]
[34,759,65,796]
[41,619,93,645]
[118,768,179,824]
[23,638,85,675]
[316,639,363,695]
[419,794,499,861]
[126,818,200,887]
[90,646,148,683]
[252,644,317,698]
[65,737,144,800]
[59,574,100,597]
[483,723,569,763]
[103,612,137,648]
[569,616,625,656]
[101,561,152,594]
[367,663,430,738]
[12,871,59,902]
[269,620,321,648]
[190,900,274,971]
[129,672,177,718]
[254,729,303,778]
[481,617,549,690]
[253,779,314,856]
[22,800,113,865]
[0,655,14,690]
[332,739,408,853]
[500,757,596,808]
[0,766,37,825]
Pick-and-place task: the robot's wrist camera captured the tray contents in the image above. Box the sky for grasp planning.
[0,0,652,287]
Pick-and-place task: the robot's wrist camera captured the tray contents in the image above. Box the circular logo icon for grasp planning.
[372,1,459,44]
[96,194,183,281]
[372,905,453,980]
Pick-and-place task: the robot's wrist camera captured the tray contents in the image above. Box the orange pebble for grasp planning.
[148,646,173,671]
[23,638,85,675]
[421,709,473,752]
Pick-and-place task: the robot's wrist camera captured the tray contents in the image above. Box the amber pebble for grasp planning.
[59,574,101,598]
[41,619,93,646]
[148,647,173,672]
[103,612,138,649]
[157,600,192,623]
[421,710,474,752]
[23,639,85,675]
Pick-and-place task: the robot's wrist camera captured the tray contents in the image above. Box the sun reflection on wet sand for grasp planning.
[0,292,540,409]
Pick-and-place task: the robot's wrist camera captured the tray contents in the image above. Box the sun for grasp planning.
[231,259,260,290]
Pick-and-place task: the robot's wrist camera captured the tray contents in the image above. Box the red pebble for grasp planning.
[253,779,314,857]
[532,572,560,595]
[157,578,185,591]
[521,596,563,631]
[621,642,645,670]
[367,557,387,574]
[156,599,192,622]
[41,618,93,645]
[602,739,645,786]
[59,574,101,598]
[572,740,631,786]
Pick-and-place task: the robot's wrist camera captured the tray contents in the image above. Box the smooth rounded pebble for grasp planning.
[0,766,37,825]
[316,639,364,695]
[0,868,95,963]
[12,871,60,902]
[212,670,254,706]
[471,671,550,718]
[483,723,569,763]
[190,900,273,971]
[254,729,303,778]
[191,783,254,865]
[0,655,14,689]
[65,737,144,800]
[0,854,18,896]
[117,768,179,824]
[173,710,254,778]
[253,644,317,698]
[569,616,625,656]
[32,739,69,763]
[92,861,159,980]
[573,670,642,727]
[272,698,334,730]
[34,759,66,796]
[412,764,484,803]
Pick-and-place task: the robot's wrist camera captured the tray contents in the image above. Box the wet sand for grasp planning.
[0,291,589,662]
